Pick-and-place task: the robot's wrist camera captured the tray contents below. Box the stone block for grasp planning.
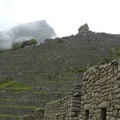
[73,92,80,97]
[115,105,120,109]
[113,110,118,117]
[70,103,80,108]
[69,112,76,117]
[117,93,120,99]
[118,66,120,72]
[110,117,116,120]
[115,88,120,93]
[69,107,80,112]
[98,101,109,108]
[83,104,90,110]
[107,94,113,101]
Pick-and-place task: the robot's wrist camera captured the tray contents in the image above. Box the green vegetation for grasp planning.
[0,38,38,53]
[0,114,20,118]
[68,67,87,74]
[0,50,6,54]
[0,80,32,91]
[0,105,38,109]
[111,46,120,59]
[21,39,37,48]
[99,46,120,65]
[12,42,21,50]
[33,91,68,94]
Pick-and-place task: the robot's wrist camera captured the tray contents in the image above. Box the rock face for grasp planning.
[78,23,89,34]
[0,20,56,49]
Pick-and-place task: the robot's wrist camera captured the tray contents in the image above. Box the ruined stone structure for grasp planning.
[44,84,81,120]
[23,109,44,120]
[35,58,120,120]
[80,59,120,120]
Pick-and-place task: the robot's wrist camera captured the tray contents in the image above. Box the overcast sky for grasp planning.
[0,0,120,37]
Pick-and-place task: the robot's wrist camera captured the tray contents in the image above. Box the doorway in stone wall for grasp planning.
[85,110,89,120]
[101,108,106,120]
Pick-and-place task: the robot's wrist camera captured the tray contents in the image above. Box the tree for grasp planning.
[29,39,37,45]
[12,42,21,50]
[21,39,37,48]
[21,41,29,48]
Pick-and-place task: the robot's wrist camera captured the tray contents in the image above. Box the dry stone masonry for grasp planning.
[43,58,120,120]
[24,58,120,120]
[23,108,44,120]
[44,84,81,120]
[80,58,120,120]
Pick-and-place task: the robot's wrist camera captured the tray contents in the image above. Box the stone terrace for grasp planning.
[0,30,120,119]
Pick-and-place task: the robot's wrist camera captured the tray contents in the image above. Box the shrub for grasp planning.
[21,39,37,48]
[12,42,21,50]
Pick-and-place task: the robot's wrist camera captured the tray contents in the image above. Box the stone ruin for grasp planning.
[80,59,120,120]
[44,84,81,120]
[78,23,89,34]
[23,58,120,120]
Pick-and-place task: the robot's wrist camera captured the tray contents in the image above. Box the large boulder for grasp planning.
[78,23,89,34]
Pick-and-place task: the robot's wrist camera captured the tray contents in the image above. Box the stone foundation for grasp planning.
[44,84,81,120]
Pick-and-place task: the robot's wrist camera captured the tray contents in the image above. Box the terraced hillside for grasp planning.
[0,30,120,119]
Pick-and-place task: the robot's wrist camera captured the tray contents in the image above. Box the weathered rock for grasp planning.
[78,23,89,34]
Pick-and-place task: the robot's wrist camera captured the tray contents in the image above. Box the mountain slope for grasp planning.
[0,20,56,49]
[0,26,120,119]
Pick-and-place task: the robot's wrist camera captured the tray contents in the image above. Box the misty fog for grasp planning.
[0,20,56,49]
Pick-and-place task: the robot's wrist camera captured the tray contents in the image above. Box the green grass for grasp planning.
[0,80,32,91]
[0,105,38,109]
[33,91,68,94]
[101,46,120,64]
[111,46,120,59]
[68,67,87,74]
[0,114,20,118]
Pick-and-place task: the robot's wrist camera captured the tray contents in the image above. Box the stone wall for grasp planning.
[22,58,120,120]
[44,84,81,120]
[80,59,120,120]
[22,108,45,120]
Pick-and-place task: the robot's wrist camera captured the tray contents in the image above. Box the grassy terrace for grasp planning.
[0,31,120,120]
[0,105,39,109]
[0,114,20,118]
[0,80,32,91]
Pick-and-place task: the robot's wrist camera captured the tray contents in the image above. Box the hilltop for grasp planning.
[0,20,56,49]
[0,24,120,119]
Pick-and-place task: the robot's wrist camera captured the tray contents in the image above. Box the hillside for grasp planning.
[0,25,120,119]
[0,20,56,49]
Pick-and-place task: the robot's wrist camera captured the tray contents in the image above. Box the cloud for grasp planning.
[0,20,56,49]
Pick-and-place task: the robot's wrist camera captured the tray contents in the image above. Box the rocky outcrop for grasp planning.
[78,23,89,34]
